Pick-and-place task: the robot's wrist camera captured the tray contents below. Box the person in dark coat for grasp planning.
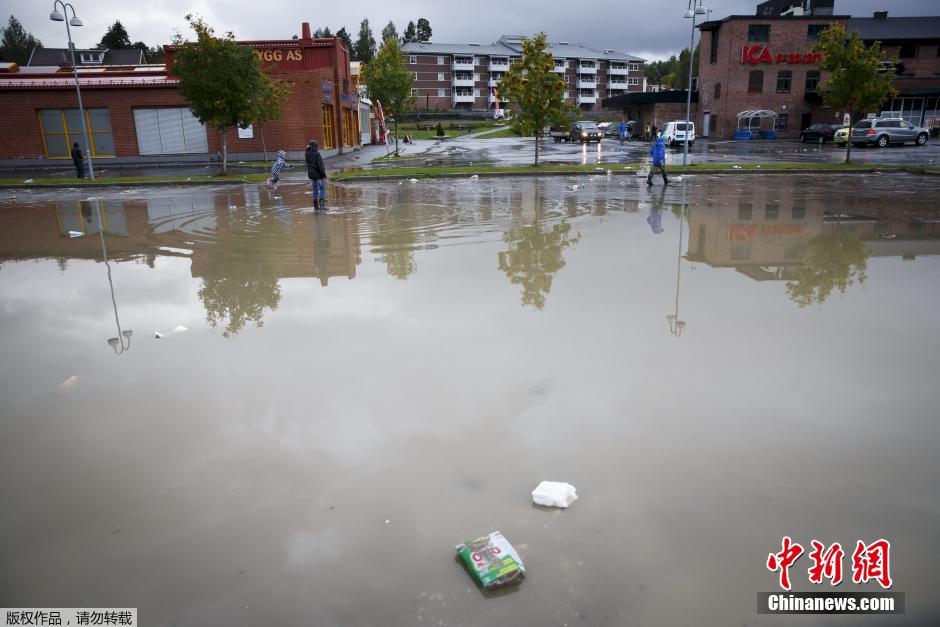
[304,140,328,210]
[71,142,85,179]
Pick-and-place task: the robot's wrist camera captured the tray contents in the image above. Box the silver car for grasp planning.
[851,118,930,148]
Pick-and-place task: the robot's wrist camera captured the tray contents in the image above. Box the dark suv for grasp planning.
[570,121,602,143]
[851,118,930,148]
[800,123,837,143]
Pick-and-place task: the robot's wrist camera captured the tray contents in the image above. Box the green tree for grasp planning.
[416,18,432,42]
[354,18,376,63]
[336,27,353,56]
[361,38,414,156]
[1,15,41,65]
[785,230,871,307]
[381,21,398,44]
[813,24,897,164]
[498,212,580,310]
[313,26,333,38]
[401,21,417,44]
[98,20,131,49]
[172,15,288,174]
[498,33,573,165]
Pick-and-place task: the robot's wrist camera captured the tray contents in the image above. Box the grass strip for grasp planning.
[0,173,270,188]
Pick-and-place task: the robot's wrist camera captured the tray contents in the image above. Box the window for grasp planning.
[776,70,792,93]
[628,77,639,85]
[411,88,418,96]
[709,30,719,63]
[437,56,444,65]
[438,88,445,97]
[714,82,721,99]
[473,89,480,97]
[473,73,480,81]
[805,70,820,92]
[437,72,444,81]
[629,63,640,71]
[39,108,115,158]
[133,108,207,155]
[898,43,918,58]
[473,57,480,65]
[321,105,334,149]
[774,113,788,130]
[765,200,779,219]
[79,52,103,64]
[409,56,417,64]
[748,69,764,93]
[738,202,752,220]
[411,72,418,80]
[807,24,827,41]
[748,24,770,42]
[343,108,356,147]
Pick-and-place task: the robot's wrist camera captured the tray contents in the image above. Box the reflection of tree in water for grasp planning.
[370,207,419,280]
[197,212,285,337]
[785,231,870,308]
[498,215,580,310]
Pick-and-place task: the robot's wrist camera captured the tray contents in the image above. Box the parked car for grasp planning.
[851,118,930,148]
[659,121,695,148]
[597,122,613,136]
[570,121,602,143]
[800,123,837,143]
[833,126,850,145]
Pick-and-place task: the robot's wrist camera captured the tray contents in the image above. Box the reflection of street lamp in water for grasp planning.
[667,194,688,337]
[94,202,133,353]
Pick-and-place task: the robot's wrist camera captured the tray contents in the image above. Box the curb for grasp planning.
[0,178,265,190]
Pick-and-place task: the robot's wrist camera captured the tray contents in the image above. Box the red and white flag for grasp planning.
[375,99,387,143]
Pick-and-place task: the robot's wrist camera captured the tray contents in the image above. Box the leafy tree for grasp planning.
[813,24,897,164]
[401,21,417,44]
[98,20,131,49]
[381,21,398,44]
[361,37,414,156]
[498,212,580,310]
[354,19,377,63]
[785,230,870,307]
[334,27,353,57]
[416,18,432,42]
[1,15,41,65]
[172,15,288,174]
[644,44,698,90]
[313,26,333,38]
[498,33,573,165]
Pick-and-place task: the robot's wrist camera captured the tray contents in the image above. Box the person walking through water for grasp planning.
[618,119,626,146]
[647,133,669,186]
[71,142,85,179]
[304,140,328,210]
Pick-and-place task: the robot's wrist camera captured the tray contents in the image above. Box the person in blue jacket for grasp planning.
[647,134,669,186]
[618,120,626,145]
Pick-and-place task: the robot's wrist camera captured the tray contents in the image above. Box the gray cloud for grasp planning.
[6,0,936,62]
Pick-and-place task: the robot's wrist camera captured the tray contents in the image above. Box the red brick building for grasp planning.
[0,22,360,163]
[402,35,646,113]
[697,10,940,139]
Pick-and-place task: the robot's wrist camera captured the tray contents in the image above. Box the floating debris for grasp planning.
[531,481,578,508]
[57,375,80,393]
[456,531,525,589]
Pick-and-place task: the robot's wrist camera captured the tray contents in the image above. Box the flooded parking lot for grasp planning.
[1,174,938,625]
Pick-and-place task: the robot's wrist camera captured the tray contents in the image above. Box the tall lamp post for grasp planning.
[50,1,94,180]
[682,0,708,166]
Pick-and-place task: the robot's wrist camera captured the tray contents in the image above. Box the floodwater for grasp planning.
[1,174,938,626]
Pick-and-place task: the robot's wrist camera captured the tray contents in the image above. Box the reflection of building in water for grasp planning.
[686,189,940,279]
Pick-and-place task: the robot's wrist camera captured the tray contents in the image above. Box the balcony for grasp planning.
[452,60,474,71]
[576,79,596,89]
[608,66,628,76]
[577,64,597,74]
[489,60,509,72]
[488,78,502,88]
[608,80,627,89]
[577,94,596,105]
[452,77,475,87]
[488,93,509,104]
[453,93,475,104]
[553,64,566,74]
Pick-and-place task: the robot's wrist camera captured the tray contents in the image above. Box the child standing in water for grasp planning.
[268,150,291,190]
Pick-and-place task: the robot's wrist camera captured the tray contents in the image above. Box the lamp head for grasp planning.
[69,16,83,27]
[107,337,119,349]
[683,9,694,18]
[50,10,65,21]
[695,6,708,14]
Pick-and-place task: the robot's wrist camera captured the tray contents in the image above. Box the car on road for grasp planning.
[570,121,603,143]
[659,121,695,148]
[597,122,613,136]
[833,126,850,145]
[800,123,837,143]
[851,118,930,148]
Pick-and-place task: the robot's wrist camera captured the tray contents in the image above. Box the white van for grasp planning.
[659,121,695,148]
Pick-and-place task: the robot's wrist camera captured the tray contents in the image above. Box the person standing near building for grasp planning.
[304,140,328,210]
[71,142,85,179]
[618,119,626,145]
[647,134,668,186]
[644,123,651,142]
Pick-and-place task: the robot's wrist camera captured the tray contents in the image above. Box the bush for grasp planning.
[436,122,445,137]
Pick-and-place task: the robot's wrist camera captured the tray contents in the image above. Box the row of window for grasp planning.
[407,55,641,70]
[412,72,639,86]
[410,88,627,98]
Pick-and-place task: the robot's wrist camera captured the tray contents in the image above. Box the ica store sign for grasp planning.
[742,45,822,65]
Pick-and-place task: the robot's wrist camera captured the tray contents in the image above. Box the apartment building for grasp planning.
[402,35,646,112]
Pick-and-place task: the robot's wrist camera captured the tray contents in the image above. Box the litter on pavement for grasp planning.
[531,481,578,508]
[455,531,526,589]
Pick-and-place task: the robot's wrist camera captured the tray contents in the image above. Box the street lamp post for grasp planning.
[50,1,94,180]
[682,0,708,166]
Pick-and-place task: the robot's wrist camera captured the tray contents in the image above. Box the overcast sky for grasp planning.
[7,0,937,61]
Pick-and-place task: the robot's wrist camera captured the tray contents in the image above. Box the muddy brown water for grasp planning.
[1,174,938,626]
